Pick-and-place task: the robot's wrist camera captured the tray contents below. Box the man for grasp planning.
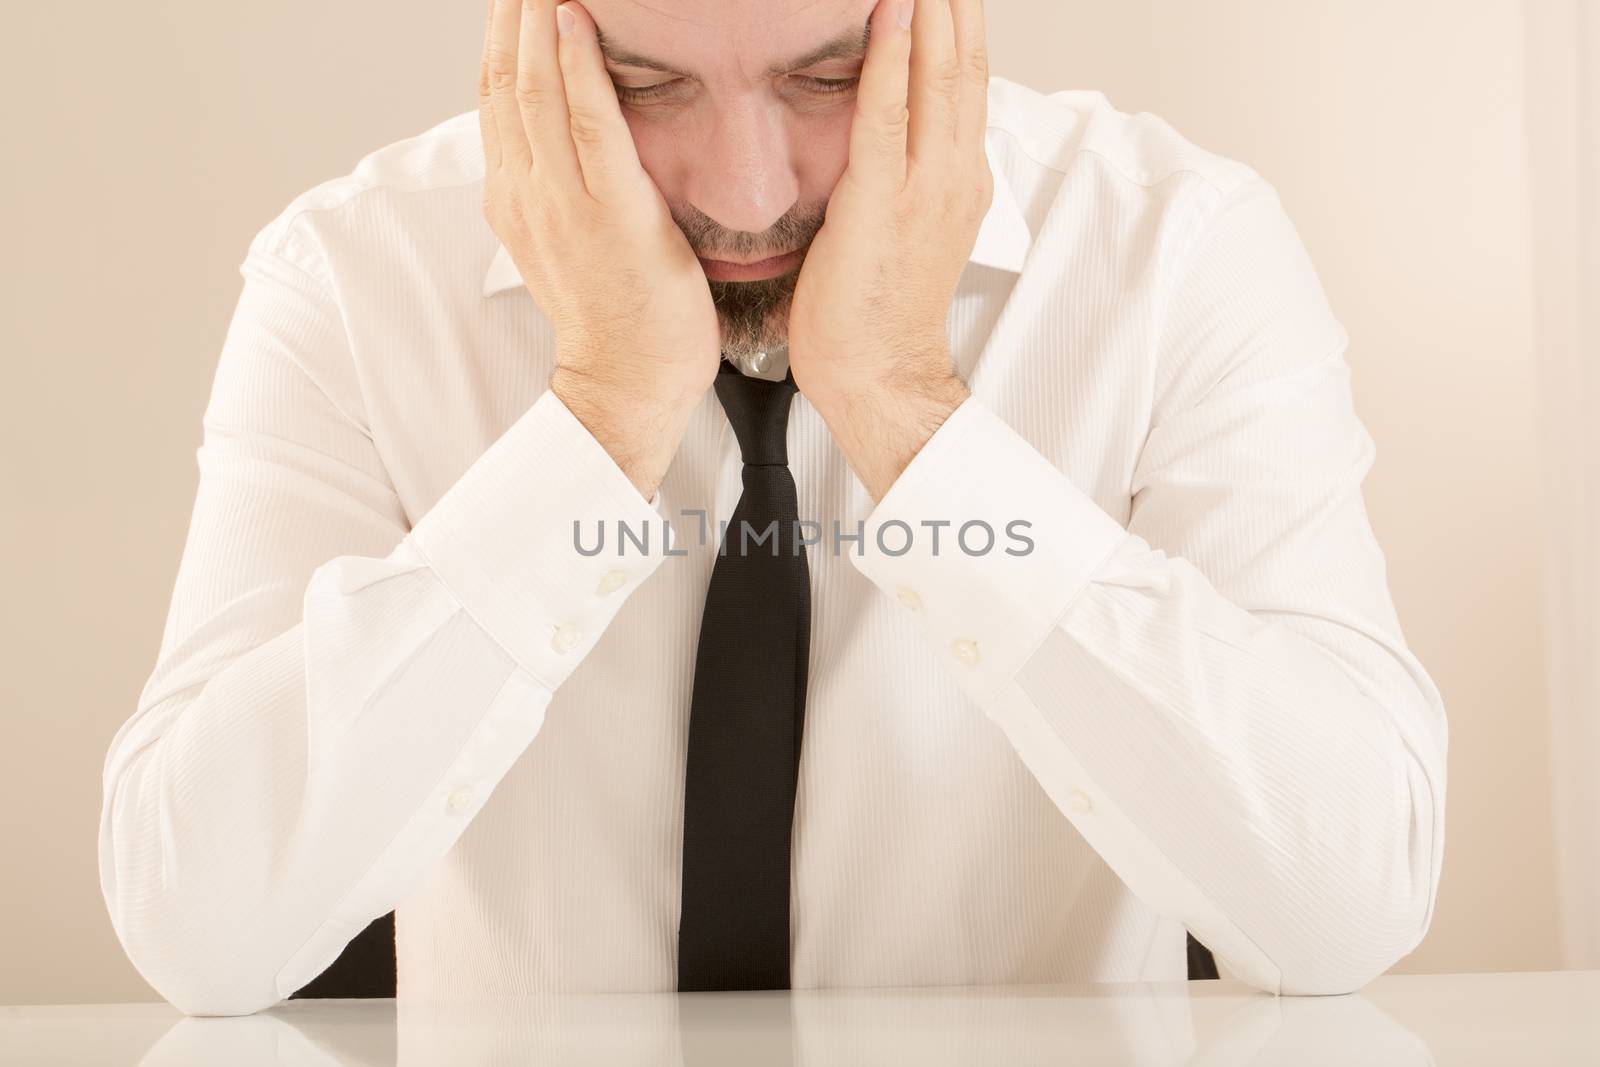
[99,0,1446,1016]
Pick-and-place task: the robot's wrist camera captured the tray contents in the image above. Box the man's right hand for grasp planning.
[479,0,721,498]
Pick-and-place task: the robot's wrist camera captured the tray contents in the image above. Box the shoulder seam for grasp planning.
[255,173,486,262]
[993,120,1254,198]
[240,231,378,440]
[987,87,1258,196]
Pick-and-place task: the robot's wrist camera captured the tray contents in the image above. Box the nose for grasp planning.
[682,99,800,241]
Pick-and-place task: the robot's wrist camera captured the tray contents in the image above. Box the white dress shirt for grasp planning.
[99,76,1447,1016]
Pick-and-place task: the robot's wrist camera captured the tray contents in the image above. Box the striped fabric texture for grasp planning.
[98,77,1445,1016]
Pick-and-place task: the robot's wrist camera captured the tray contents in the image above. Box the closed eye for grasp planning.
[614,79,684,104]
[612,75,860,106]
[792,76,859,95]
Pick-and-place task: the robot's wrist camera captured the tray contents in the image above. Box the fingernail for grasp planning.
[556,3,575,36]
[898,0,914,30]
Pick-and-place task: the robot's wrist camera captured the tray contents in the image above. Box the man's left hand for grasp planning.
[787,0,992,501]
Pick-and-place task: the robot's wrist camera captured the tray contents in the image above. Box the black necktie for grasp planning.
[676,357,811,992]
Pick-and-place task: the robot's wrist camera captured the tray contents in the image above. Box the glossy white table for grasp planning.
[3,970,1596,1065]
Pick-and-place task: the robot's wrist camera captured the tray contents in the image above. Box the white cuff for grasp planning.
[406,388,672,689]
[848,396,1129,708]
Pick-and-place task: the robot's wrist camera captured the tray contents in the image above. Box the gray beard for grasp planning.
[709,269,799,363]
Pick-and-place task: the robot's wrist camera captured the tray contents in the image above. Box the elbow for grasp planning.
[102,890,287,1017]
[1246,756,1442,996]
[1273,916,1429,997]
[105,915,288,1016]
[1279,690,1444,996]
[1285,879,1435,997]
[153,973,286,1019]
[100,812,286,1017]
[1270,816,1440,995]
[1222,890,1433,998]
[1276,931,1417,997]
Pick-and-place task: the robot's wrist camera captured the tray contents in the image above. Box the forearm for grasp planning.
[847,395,1447,994]
[999,548,1444,993]
[102,389,670,1015]
[100,570,534,1016]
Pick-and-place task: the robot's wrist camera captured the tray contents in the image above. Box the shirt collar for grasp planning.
[482,134,1031,298]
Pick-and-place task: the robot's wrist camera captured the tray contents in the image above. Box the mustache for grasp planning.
[669,200,827,264]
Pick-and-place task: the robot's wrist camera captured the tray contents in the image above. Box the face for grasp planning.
[586,0,876,360]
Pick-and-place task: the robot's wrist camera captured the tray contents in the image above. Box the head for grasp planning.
[585,0,876,361]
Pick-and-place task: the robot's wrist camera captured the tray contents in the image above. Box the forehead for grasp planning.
[587,0,875,74]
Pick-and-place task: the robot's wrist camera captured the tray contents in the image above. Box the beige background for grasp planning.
[0,0,1561,1004]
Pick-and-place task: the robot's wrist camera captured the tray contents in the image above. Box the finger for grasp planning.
[478,0,501,169]
[907,0,960,160]
[487,0,532,172]
[847,0,915,188]
[554,2,647,201]
[517,0,583,188]
[949,0,989,152]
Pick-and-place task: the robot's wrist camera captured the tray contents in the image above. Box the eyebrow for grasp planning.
[595,22,871,79]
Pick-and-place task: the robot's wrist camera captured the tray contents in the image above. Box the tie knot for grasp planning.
[714,358,797,466]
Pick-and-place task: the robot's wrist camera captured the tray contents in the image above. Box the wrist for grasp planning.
[551,363,703,498]
[812,369,969,502]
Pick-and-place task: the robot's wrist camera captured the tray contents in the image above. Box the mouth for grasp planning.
[697,249,804,282]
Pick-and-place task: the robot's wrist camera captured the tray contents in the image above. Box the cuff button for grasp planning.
[950,638,981,666]
[551,623,584,653]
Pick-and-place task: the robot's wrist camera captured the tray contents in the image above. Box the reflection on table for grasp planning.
[3,970,1596,1066]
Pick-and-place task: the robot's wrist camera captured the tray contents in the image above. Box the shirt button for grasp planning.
[596,569,628,595]
[1067,789,1094,815]
[950,639,981,666]
[551,623,584,653]
[896,586,923,611]
[446,785,475,814]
